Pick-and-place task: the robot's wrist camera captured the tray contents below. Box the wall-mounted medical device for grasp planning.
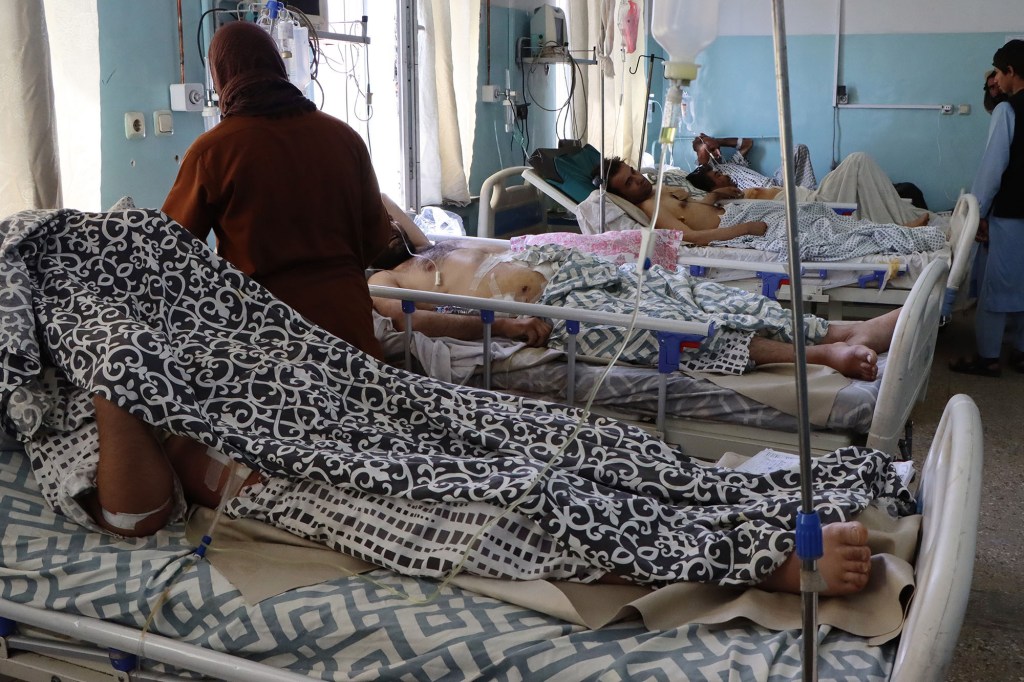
[530,5,566,55]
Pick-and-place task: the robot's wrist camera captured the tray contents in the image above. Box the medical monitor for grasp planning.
[287,0,329,30]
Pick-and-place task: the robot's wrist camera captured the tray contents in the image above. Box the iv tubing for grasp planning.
[769,1,821,679]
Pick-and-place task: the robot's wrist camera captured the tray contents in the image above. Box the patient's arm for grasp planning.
[743,187,783,200]
[655,217,768,246]
[369,270,552,346]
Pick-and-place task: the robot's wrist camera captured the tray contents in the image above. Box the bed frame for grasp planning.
[0,393,982,681]
[372,246,947,461]
[478,167,978,323]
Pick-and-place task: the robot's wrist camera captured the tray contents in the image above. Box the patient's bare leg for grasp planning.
[749,337,878,380]
[759,521,872,597]
[823,308,901,353]
[89,396,175,536]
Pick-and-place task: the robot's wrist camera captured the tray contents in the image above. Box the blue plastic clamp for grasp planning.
[566,320,580,335]
[192,534,213,559]
[689,264,709,277]
[401,300,416,314]
[480,309,495,324]
[0,616,15,637]
[795,510,824,561]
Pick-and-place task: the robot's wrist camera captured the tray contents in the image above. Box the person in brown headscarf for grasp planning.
[163,20,391,358]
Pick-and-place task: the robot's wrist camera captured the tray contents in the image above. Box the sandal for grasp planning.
[1011,350,1024,374]
[949,355,1002,378]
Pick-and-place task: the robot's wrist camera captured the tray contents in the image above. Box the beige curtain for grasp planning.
[0,0,61,216]
[418,0,480,206]
[566,0,650,165]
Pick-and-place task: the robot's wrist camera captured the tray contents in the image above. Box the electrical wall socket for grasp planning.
[124,111,145,140]
[959,104,971,115]
[941,104,954,115]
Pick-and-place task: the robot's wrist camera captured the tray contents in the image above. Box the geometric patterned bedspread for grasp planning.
[0,449,894,681]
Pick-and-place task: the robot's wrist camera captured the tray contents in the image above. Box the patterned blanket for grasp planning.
[514,245,830,376]
[715,200,947,260]
[0,208,913,587]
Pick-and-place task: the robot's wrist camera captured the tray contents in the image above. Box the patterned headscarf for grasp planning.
[208,21,316,118]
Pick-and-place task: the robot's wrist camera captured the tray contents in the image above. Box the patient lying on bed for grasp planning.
[370,240,900,380]
[687,151,930,226]
[601,158,947,260]
[0,207,916,600]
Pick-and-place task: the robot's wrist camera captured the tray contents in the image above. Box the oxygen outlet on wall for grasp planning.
[170,83,205,112]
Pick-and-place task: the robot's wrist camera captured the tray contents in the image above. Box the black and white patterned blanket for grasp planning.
[0,208,914,586]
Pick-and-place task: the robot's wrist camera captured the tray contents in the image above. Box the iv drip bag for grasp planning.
[618,0,640,54]
[651,0,719,83]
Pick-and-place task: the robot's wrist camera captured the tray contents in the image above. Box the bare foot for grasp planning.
[824,308,901,354]
[903,212,930,227]
[806,341,878,380]
[760,521,872,596]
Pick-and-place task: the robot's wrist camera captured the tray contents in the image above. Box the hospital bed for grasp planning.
[373,240,946,461]
[477,163,978,322]
[0,393,982,681]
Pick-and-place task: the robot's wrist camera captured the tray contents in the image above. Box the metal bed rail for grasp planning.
[368,285,710,420]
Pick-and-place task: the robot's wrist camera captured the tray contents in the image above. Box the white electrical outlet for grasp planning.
[124,111,145,140]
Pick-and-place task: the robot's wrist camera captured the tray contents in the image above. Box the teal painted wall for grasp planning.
[664,32,1008,212]
[97,1,208,209]
[469,6,563,195]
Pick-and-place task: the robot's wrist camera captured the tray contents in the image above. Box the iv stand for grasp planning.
[769,1,822,680]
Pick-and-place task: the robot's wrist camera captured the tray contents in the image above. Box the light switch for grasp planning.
[125,111,145,140]
[153,110,174,136]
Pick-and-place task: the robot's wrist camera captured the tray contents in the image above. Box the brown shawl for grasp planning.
[209,20,316,118]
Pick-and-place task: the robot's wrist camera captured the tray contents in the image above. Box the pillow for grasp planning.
[510,229,683,271]
[551,144,602,203]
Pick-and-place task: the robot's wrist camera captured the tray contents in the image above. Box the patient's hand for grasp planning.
[495,316,552,347]
[708,187,743,202]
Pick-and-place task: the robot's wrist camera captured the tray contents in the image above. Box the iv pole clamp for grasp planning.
[769,1,825,680]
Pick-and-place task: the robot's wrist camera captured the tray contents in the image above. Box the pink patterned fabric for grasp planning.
[510,230,683,271]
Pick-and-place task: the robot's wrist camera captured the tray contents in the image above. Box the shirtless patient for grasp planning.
[369,239,901,382]
[602,157,770,245]
[685,155,931,227]
[603,158,930,241]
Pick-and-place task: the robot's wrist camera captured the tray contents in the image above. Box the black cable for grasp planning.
[196,7,235,68]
